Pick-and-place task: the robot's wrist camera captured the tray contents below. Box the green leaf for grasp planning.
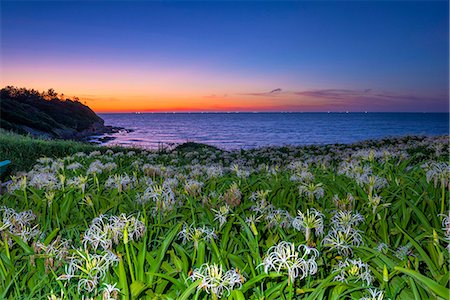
[394,266,450,299]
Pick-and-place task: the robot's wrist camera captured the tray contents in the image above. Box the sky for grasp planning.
[1,1,449,112]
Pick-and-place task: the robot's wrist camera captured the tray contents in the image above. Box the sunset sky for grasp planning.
[1,1,448,112]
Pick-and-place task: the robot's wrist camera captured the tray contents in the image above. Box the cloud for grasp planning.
[240,88,283,97]
[204,94,228,99]
[238,87,448,111]
[294,88,446,104]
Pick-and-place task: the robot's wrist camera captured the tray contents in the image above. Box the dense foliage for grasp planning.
[0,86,104,138]
[0,135,449,299]
[0,131,110,175]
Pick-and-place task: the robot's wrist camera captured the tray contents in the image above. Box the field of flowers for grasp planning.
[0,136,449,299]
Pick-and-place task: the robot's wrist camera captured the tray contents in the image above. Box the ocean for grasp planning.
[96,112,449,150]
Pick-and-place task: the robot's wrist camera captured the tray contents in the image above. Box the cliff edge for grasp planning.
[0,86,109,139]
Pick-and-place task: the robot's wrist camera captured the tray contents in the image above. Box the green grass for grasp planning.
[0,131,125,175]
[0,134,448,299]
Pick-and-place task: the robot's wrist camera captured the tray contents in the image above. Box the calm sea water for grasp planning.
[97,113,449,150]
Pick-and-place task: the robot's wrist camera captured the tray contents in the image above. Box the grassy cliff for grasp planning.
[0,86,105,139]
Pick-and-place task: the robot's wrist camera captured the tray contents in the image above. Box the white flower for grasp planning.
[292,209,324,243]
[57,249,119,293]
[331,211,364,228]
[423,162,450,188]
[102,283,120,300]
[333,258,373,286]
[322,226,362,256]
[213,205,231,228]
[360,288,385,300]
[394,245,413,260]
[189,263,245,298]
[178,224,217,248]
[0,206,40,244]
[66,162,83,170]
[83,214,146,250]
[260,241,319,284]
[298,182,325,200]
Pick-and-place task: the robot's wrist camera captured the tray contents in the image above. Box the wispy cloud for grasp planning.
[204,94,228,99]
[294,88,447,105]
[240,88,283,97]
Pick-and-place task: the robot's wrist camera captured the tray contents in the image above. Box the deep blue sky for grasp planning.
[1,1,449,112]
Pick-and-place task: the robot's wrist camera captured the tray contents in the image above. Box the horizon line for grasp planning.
[96,111,450,114]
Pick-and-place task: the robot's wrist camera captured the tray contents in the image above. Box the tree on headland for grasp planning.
[0,86,104,138]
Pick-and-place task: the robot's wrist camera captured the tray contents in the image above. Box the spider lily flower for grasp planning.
[67,175,89,194]
[142,164,163,177]
[376,243,389,254]
[250,199,274,215]
[440,211,450,235]
[331,211,364,228]
[6,175,27,192]
[188,263,245,298]
[104,173,136,192]
[333,258,374,286]
[213,204,231,228]
[66,162,83,170]
[205,165,224,178]
[57,249,119,294]
[332,194,354,211]
[360,288,385,300]
[102,283,120,300]
[82,214,146,250]
[298,182,324,201]
[366,175,388,196]
[249,190,271,202]
[184,179,204,197]
[137,184,178,215]
[0,206,41,244]
[265,208,293,229]
[394,245,414,261]
[322,226,363,256]
[422,161,450,188]
[32,236,71,271]
[27,171,61,191]
[87,160,105,174]
[292,209,324,245]
[178,224,217,249]
[260,241,319,284]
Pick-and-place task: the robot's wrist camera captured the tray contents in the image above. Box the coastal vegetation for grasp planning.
[0,135,448,299]
[0,86,105,139]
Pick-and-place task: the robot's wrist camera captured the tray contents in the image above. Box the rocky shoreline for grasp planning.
[82,125,134,144]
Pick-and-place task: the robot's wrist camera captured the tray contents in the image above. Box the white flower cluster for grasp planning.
[0,206,40,244]
[27,171,61,191]
[57,249,119,294]
[136,184,179,215]
[178,224,217,248]
[322,211,363,256]
[189,263,245,298]
[333,258,373,286]
[213,204,231,228]
[250,199,293,229]
[104,173,136,192]
[87,160,117,174]
[184,179,204,197]
[298,182,325,200]
[292,208,324,243]
[422,161,450,188]
[441,211,450,250]
[66,175,89,193]
[82,214,146,250]
[261,241,319,284]
[359,288,386,300]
